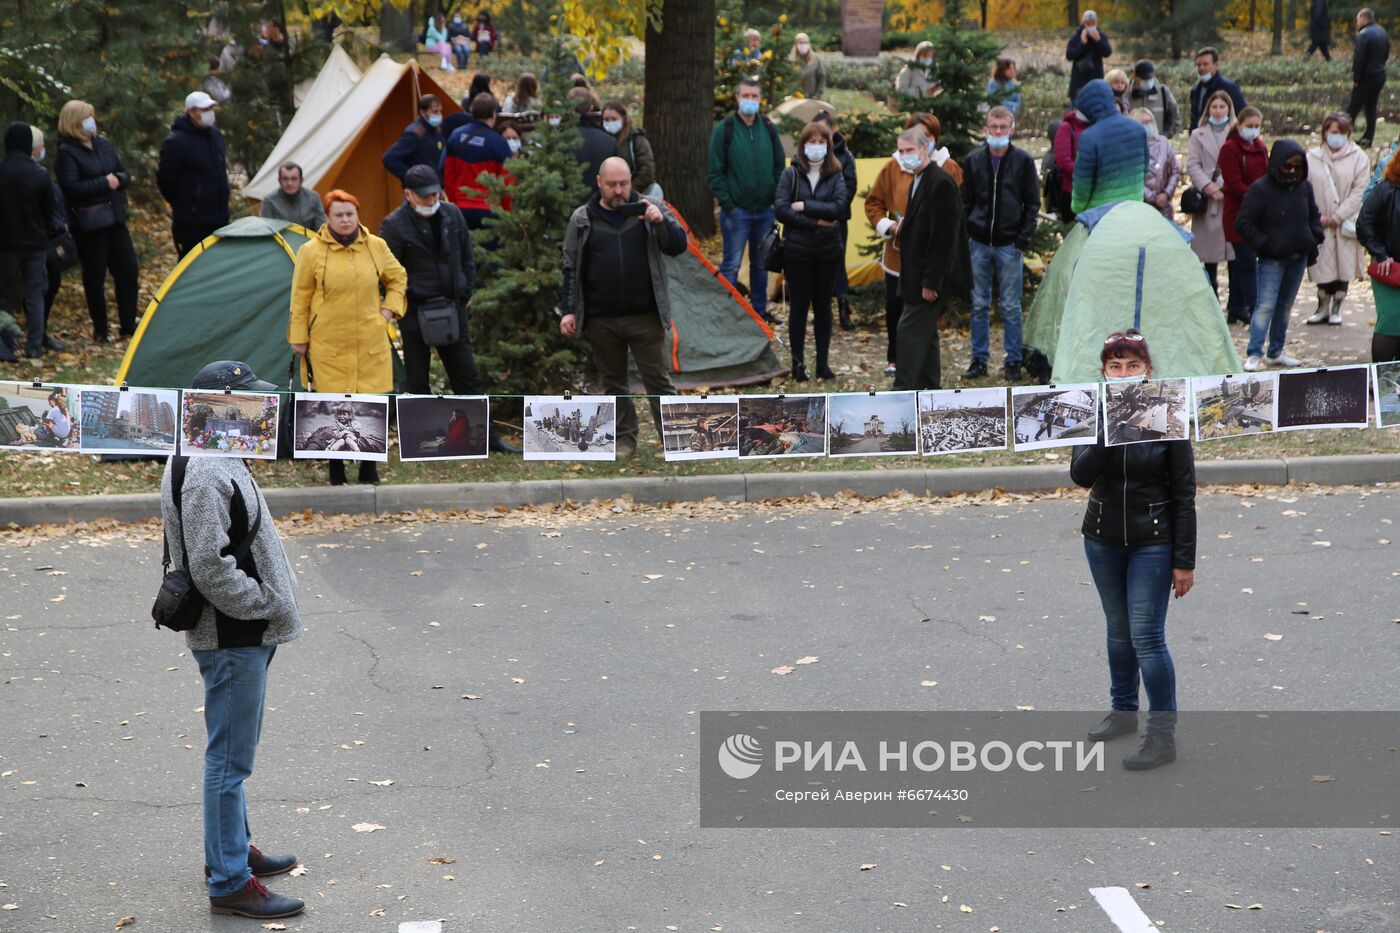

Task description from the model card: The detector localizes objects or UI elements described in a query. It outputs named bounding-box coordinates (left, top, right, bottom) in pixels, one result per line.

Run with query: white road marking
left=1090, top=885, right=1157, bottom=931
left=398, top=922, right=444, bottom=933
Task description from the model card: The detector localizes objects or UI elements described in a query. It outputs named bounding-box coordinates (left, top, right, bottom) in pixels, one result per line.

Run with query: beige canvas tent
left=242, top=52, right=459, bottom=229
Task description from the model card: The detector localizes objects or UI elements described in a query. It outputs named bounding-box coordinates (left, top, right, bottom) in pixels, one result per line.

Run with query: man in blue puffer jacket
left=1070, top=79, right=1150, bottom=216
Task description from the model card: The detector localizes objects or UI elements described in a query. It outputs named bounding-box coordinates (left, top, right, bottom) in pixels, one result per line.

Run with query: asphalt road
left=1, top=487, right=1396, bottom=932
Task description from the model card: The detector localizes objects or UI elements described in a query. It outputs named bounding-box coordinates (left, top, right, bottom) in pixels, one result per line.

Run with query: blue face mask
left=1106, top=374, right=1145, bottom=383
left=897, top=153, right=923, bottom=173
left=738, top=98, right=760, bottom=118
left=1238, top=126, right=1261, bottom=142
left=1208, top=115, right=1230, bottom=126
left=426, top=114, right=442, bottom=127
left=1326, top=132, right=1348, bottom=149
left=986, top=134, right=1010, bottom=150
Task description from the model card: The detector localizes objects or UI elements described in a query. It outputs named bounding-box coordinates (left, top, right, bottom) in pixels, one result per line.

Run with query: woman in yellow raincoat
left=289, top=189, right=407, bottom=485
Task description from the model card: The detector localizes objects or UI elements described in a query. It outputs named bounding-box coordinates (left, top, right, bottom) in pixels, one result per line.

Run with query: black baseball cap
left=191, top=360, right=277, bottom=391
left=1134, top=59, right=1156, bottom=79
left=404, top=164, right=442, bottom=196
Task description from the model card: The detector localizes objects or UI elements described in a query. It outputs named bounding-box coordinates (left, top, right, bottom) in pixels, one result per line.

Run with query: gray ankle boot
left=1328, top=290, right=1345, bottom=325
left=1306, top=287, right=1330, bottom=325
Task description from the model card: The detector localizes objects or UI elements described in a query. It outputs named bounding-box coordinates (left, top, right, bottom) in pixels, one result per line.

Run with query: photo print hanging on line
left=180, top=390, right=279, bottom=459
left=77, top=386, right=179, bottom=456
left=523, top=396, right=617, bottom=461
left=293, top=393, right=391, bottom=462
left=1275, top=365, right=1371, bottom=431
left=660, top=396, right=739, bottom=462
left=1103, top=378, right=1190, bottom=447
left=1010, top=384, right=1099, bottom=451
left=396, top=395, right=490, bottom=461
left=1193, top=373, right=1278, bottom=441
left=918, top=387, right=1008, bottom=455
left=0, top=383, right=82, bottom=453
left=827, top=391, right=919, bottom=458
left=736, top=394, right=827, bottom=458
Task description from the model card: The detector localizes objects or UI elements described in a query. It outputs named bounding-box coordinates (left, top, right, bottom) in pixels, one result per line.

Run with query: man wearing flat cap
left=164, top=360, right=305, bottom=920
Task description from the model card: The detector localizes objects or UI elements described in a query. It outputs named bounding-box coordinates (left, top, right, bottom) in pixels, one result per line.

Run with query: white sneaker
left=1243, top=355, right=1262, bottom=372
left=1266, top=351, right=1302, bottom=368
left=884, top=363, right=897, bottom=376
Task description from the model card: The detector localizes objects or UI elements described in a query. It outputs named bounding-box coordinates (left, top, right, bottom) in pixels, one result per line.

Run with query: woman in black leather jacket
left=1070, top=329, right=1196, bottom=771
left=774, top=122, right=847, bottom=382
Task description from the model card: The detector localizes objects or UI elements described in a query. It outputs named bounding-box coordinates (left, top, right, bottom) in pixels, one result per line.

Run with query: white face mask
left=897, top=152, right=923, bottom=173
left=547, top=116, right=562, bottom=127
left=197, top=109, right=217, bottom=128
left=796, top=42, right=810, bottom=54
left=602, top=119, right=623, bottom=136
left=1106, top=374, right=1145, bottom=383
left=804, top=144, right=828, bottom=163
left=34, top=148, right=45, bottom=162
left=1239, top=126, right=1261, bottom=142
left=412, top=200, right=440, bottom=217
left=81, top=116, right=97, bottom=136
left=507, top=137, right=522, bottom=154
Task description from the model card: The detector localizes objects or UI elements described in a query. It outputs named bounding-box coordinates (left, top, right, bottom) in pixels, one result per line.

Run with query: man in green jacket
left=708, top=77, right=786, bottom=324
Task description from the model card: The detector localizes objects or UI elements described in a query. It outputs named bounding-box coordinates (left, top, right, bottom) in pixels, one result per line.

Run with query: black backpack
left=722, top=113, right=783, bottom=163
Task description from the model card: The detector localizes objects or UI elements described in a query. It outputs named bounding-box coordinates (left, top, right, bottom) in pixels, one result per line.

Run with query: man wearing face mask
left=960, top=106, right=1039, bottom=382
left=157, top=91, right=230, bottom=257
left=1188, top=47, right=1246, bottom=131
left=1066, top=10, right=1113, bottom=107
left=383, top=95, right=446, bottom=187
left=708, top=77, right=787, bottom=325
left=1127, top=60, right=1180, bottom=137
left=891, top=128, right=971, bottom=391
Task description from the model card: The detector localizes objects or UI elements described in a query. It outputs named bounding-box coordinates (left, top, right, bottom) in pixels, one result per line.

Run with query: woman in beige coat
left=1186, top=90, right=1237, bottom=297
left=1306, top=112, right=1371, bottom=325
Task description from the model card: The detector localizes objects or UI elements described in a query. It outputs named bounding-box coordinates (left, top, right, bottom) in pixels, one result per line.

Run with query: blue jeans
left=195, top=644, right=277, bottom=896
left=1226, top=241, right=1257, bottom=317
left=452, top=43, right=470, bottom=69
left=969, top=240, right=1024, bottom=365
left=1247, top=255, right=1307, bottom=358
left=719, top=207, right=775, bottom=315
left=1083, top=538, right=1176, bottom=730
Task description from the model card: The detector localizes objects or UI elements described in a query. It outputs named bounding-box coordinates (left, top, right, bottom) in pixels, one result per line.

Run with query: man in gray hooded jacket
left=163, top=360, right=305, bottom=920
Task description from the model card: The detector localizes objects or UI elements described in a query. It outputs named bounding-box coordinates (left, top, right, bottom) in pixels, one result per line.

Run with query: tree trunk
left=1271, top=0, right=1284, bottom=53
left=1249, top=0, right=1257, bottom=31
left=980, top=0, right=989, bottom=28
left=380, top=0, right=415, bottom=53
left=646, top=0, right=717, bottom=236
left=1287, top=0, right=1299, bottom=33
left=1067, top=0, right=1079, bottom=29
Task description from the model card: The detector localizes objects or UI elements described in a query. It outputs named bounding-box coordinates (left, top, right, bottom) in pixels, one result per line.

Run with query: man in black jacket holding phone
left=892, top=128, right=971, bottom=391
left=560, top=157, right=688, bottom=460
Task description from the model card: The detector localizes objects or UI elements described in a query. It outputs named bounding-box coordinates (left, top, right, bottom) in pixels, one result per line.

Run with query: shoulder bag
left=152, top=458, right=263, bottom=632
left=760, top=169, right=801, bottom=275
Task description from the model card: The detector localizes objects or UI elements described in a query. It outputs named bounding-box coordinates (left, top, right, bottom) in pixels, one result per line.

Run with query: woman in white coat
left=1306, top=112, right=1371, bottom=325
left=1186, top=90, right=1237, bottom=297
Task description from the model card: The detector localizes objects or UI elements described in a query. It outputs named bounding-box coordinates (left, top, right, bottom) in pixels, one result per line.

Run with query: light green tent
left=1024, top=200, right=1240, bottom=384
left=117, top=217, right=311, bottom=391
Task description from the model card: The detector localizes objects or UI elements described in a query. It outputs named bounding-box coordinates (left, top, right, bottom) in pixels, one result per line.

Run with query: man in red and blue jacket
left=440, top=94, right=514, bottom=229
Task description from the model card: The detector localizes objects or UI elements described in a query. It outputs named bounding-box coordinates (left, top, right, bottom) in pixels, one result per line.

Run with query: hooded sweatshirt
left=1234, top=138, right=1325, bottom=261
left=1070, top=79, right=1149, bottom=214
left=0, top=121, right=55, bottom=253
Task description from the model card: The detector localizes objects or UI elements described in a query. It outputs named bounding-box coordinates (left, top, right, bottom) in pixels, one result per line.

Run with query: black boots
left=357, top=461, right=380, bottom=485
left=1087, top=711, right=1138, bottom=742
left=962, top=360, right=988, bottom=379
left=328, top=460, right=346, bottom=486
left=1122, top=732, right=1176, bottom=770
left=837, top=297, right=854, bottom=331
left=790, top=357, right=809, bottom=383
left=208, top=877, right=304, bottom=919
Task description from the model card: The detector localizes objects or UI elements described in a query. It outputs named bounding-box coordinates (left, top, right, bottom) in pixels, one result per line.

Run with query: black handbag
left=152, top=457, right=263, bottom=632
left=48, top=231, right=80, bottom=272
left=762, top=169, right=803, bottom=274
left=1179, top=186, right=1207, bottom=216
left=73, top=201, right=116, bottom=233
left=416, top=296, right=461, bottom=347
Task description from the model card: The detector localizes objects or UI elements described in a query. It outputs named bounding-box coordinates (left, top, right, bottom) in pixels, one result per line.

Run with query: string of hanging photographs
left=2, top=363, right=1398, bottom=463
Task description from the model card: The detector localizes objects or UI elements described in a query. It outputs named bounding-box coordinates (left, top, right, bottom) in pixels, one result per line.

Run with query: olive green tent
left=1024, top=200, right=1241, bottom=384
left=116, top=217, right=312, bottom=391
left=119, top=211, right=784, bottom=393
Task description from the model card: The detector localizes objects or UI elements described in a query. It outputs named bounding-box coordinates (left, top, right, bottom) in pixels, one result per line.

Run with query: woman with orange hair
left=1356, top=146, right=1400, bottom=363
left=289, top=189, right=407, bottom=484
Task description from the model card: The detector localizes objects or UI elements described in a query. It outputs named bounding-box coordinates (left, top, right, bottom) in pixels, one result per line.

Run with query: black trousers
left=173, top=220, right=225, bottom=258
left=786, top=257, right=838, bottom=371
left=0, top=251, right=47, bottom=355
left=1348, top=74, right=1386, bottom=142
left=74, top=223, right=140, bottom=337
left=1306, top=40, right=1331, bottom=60
left=833, top=220, right=850, bottom=299
left=892, top=293, right=943, bottom=391
left=400, top=303, right=484, bottom=396
left=884, top=271, right=903, bottom=364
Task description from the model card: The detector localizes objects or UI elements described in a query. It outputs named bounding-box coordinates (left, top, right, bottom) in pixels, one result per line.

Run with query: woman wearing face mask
left=774, top=123, right=847, bottom=382
left=600, top=99, right=657, bottom=196
left=1304, top=113, right=1369, bottom=326
left=1356, top=145, right=1400, bottom=363
left=54, top=99, right=139, bottom=343
left=288, top=190, right=407, bottom=486
left=447, top=12, right=472, bottom=71
left=895, top=41, right=939, bottom=100
left=1218, top=105, right=1268, bottom=326
left=790, top=32, right=826, bottom=101
left=987, top=57, right=1021, bottom=115
left=472, top=10, right=499, bottom=56
left=1234, top=140, right=1324, bottom=371
left=1186, top=90, right=1237, bottom=296
left=423, top=15, right=453, bottom=72
left=1134, top=109, right=1178, bottom=219
left=1071, top=329, right=1196, bottom=772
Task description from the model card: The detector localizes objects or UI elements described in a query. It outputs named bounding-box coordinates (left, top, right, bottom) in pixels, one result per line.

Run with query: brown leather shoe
left=208, top=876, right=304, bottom=919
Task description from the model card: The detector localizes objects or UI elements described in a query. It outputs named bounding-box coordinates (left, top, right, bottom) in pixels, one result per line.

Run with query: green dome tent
left=117, top=217, right=312, bottom=391
left=1024, top=200, right=1241, bottom=384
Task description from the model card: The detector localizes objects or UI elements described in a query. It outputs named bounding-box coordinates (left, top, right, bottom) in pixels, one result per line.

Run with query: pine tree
left=1119, top=0, right=1223, bottom=60
left=892, top=24, right=1001, bottom=158
left=467, top=37, right=591, bottom=397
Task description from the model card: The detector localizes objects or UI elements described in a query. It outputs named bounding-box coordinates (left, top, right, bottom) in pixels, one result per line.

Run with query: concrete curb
left=2, top=455, right=1397, bottom=529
